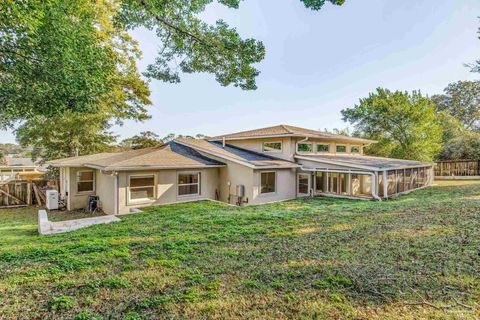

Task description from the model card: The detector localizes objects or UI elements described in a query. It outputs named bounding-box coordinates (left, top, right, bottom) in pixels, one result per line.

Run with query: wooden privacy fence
left=434, top=160, right=480, bottom=177
left=0, top=180, right=51, bottom=208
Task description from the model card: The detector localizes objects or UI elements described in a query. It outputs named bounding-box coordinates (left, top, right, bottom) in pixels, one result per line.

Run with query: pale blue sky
left=1, top=0, right=479, bottom=143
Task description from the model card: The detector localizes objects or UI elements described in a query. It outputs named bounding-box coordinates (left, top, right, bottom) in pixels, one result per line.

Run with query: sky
left=1, top=0, right=480, bottom=143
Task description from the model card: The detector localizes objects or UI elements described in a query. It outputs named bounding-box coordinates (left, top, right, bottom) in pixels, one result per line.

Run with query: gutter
left=84, top=164, right=226, bottom=171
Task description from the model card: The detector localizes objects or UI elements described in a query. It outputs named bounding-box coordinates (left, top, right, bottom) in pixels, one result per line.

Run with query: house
left=48, top=125, right=434, bottom=215
left=0, top=156, right=45, bottom=182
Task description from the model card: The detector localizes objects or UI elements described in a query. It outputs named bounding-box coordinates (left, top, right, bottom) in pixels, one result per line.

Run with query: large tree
left=341, top=88, right=443, bottom=162
left=1, top=0, right=344, bottom=128
left=0, top=0, right=117, bottom=127
left=15, top=112, right=117, bottom=161
left=431, top=81, right=480, bottom=132
left=120, top=131, right=163, bottom=150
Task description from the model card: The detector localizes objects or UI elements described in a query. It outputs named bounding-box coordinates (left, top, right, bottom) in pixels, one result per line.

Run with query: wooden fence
left=0, top=180, right=50, bottom=208
left=434, top=160, right=480, bottom=177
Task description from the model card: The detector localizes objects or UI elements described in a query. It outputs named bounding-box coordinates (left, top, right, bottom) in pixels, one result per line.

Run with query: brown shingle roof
left=209, top=124, right=375, bottom=144
left=48, top=143, right=225, bottom=170
left=175, top=138, right=299, bottom=169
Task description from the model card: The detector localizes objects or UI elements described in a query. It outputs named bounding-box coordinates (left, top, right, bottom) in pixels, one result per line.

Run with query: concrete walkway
left=38, top=210, right=120, bottom=235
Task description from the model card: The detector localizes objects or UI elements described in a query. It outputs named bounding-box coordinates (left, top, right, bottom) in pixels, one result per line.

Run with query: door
left=297, top=173, right=311, bottom=197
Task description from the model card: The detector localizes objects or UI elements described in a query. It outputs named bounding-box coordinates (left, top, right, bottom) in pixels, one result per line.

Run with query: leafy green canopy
left=120, top=131, right=163, bottom=150
left=1, top=0, right=345, bottom=129
left=431, top=81, right=480, bottom=132
left=0, top=1, right=114, bottom=127
left=342, top=88, right=443, bottom=162
left=15, top=112, right=117, bottom=161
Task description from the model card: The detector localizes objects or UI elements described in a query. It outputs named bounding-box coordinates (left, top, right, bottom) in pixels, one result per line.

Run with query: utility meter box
left=46, top=190, right=59, bottom=210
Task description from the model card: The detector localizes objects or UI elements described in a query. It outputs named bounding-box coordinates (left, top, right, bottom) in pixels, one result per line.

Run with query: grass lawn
left=0, top=181, right=479, bottom=319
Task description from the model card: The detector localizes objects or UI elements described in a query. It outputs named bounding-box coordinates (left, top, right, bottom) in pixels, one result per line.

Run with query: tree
left=15, top=112, right=117, bottom=162
left=1, top=0, right=345, bottom=127
left=341, top=88, right=443, bottom=161
left=438, top=130, right=480, bottom=160
left=120, top=131, right=163, bottom=150
left=0, top=0, right=117, bottom=128
left=431, top=81, right=480, bottom=131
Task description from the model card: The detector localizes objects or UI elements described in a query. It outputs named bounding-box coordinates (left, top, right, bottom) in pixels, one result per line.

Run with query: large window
left=317, top=144, right=329, bottom=153
left=351, top=146, right=361, bottom=154
left=298, top=173, right=310, bottom=195
left=77, top=170, right=95, bottom=193
left=261, top=171, right=276, bottom=194
left=315, top=172, right=326, bottom=193
left=297, top=143, right=313, bottom=153
left=329, top=173, right=338, bottom=193
left=129, top=175, right=155, bottom=201
left=178, top=172, right=201, bottom=196
left=336, top=145, right=347, bottom=153
left=263, top=142, right=282, bottom=152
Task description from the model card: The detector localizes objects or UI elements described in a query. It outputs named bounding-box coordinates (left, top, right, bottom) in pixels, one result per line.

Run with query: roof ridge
left=280, top=124, right=294, bottom=134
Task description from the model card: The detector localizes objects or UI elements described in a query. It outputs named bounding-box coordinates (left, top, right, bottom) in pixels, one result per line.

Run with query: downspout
left=111, top=171, right=119, bottom=215
left=301, top=167, right=381, bottom=201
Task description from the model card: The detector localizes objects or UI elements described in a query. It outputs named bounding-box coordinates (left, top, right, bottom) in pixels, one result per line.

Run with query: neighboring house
left=0, top=156, right=45, bottom=182
left=48, top=125, right=434, bottom=215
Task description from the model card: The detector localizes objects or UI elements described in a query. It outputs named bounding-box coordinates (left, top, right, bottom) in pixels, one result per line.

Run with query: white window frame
left=350, top=145, right=361, bottom=154
left=76, top=170, right=95, bottom=194
left=296, top=142, right=313, bottom=154
left=336, top=145, right=347, bottom=153
left=128, top=174, right=156, bottom=203
left=316, top=143, right=330, bottom=153
left=177, top=171, right=201, bottom=197
left=260, top=171, right=276, bottom=195
left=262, top=141, right=283, bottom=153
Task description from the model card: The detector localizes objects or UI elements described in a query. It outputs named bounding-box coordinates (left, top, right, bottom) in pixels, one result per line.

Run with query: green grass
left=0, top=181, right=479, bottom=319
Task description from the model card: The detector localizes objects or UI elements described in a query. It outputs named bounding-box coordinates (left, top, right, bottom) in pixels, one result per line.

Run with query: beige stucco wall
left=96, top=171, right=116, bottom=215
left=226, top=137, right=296, bottom=161
left=193, top=150, right=297, bottom=205
left=117, top=168, right=220, bottom=214
left=251, top=168, right=297, bottom=204
left=66, top=167, right=97, bottom=211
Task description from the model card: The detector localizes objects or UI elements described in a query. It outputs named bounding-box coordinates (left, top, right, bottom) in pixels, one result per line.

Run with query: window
left=298, top=173, right=310, bottom=195
left=129, top=175, right=155, bottom=201
left=77, top=170, right=94, bottom=193
left=315, top=172, right=325, bottom=192
left=178, top=172, right=200, bottom=196
left=261, top=171, right=276, bottom=194
left=317, top=144, right=329, bottom=153
left=351, top=146, right=361, bottom=154
left=297, top=143, right=313, bottom=153
left=263, top=142, right=282, bottom=152
left=336, top=145, right=347, bottom=153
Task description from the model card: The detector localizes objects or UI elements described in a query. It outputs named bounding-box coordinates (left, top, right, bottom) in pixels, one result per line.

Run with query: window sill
left=75, top=191, right=95, bottom=196
left=177, top=193, right=201, bottom=198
